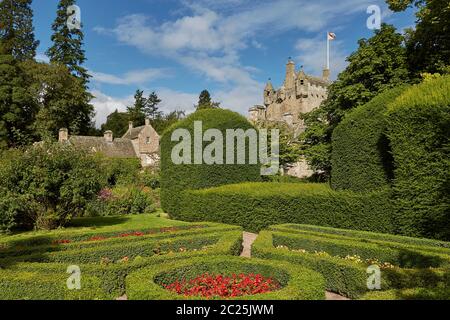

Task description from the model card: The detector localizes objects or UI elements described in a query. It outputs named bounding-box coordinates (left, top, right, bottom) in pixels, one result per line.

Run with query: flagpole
left=326, top=32, right=330, bottom=70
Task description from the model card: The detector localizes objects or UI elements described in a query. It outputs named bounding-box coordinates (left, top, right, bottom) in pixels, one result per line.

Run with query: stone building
left=249, top=59, right=330, bottom=133
left=58, top=119, right=160, bottom=167
left=248, top=59, right=331, bottom=178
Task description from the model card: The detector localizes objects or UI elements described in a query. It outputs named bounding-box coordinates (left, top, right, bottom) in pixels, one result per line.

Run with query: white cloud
left=94, top=0, right=389, bottom=114
left=36, top=53, right=50, bottom=63
left=91, top=68, right=171, bottom=86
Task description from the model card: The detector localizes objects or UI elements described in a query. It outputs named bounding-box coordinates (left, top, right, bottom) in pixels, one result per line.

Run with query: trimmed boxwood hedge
left=160, top=109, right=261, bottom=216
left=252, top=226, right=450, bottom=299
left=272, top=224, right=450, bottom=249
left=0, top=269, right=113, bottom=300
left=0, top=230, right=244, bottom=299
left=179, top=182, right=395, bottom=233
left=361, top=287, right=450, bottom=300
left=386, top=75, right=450, bottom=241
left=331, top=86, right=408, bottom=192
left=126, top=256, right=326, bottom=300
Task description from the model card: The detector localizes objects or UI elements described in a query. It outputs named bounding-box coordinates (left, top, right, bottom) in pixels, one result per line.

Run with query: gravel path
left=240, top=232, right=350, bottom=301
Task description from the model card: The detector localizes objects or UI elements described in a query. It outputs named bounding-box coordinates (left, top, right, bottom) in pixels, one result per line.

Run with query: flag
left=328, top=32, right=336, bottom=41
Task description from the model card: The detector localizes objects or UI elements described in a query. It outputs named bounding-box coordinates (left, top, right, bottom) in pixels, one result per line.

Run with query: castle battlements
left=249, top=59, right=330, bottom=132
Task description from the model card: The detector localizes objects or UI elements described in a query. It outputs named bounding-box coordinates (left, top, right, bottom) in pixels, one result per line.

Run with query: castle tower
left=284, top=58, right=296, bottom=90
left=264, top=80, right=275, bottom=106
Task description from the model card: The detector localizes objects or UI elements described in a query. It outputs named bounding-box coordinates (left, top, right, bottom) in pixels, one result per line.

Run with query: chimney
left=145, top=118, right=150, bottom=126
left=104, top=130, right=113, bottom=143
left=323, top=68, right=330, bottom=81
left=59, top=128, right=69, bottom=143
left=284, top=58, right=296, bottom=89
left=129, top=121, right=133, bottom=130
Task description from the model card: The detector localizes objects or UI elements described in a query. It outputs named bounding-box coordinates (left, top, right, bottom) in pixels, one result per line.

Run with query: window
left=146, top=137, right=151, bottom=144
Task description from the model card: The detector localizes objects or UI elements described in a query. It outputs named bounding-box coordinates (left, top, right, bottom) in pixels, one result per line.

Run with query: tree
left=46, top=0, right=90, bottom=83
left=143, top=91, right=162, bottom=120
left=196, top=90, right=220, bottom=110
left=152, top=109, right=185, bottom=135
left=101, top=109, right=130, bottom=137
left=386, top=0, right=450, bottom=75
left=21, top=60, right=94, bottom=139
left=0, top=44, right=36, bottom=149
left=0, top=0, right=39, bottom=61
left=127, top=90, right=146, bottom=127
left=300, top=24, right=410, bottom=180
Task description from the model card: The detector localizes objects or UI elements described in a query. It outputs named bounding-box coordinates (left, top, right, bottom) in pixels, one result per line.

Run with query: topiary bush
left=126, top=256, right=325, bottom=300
left=179, top=183, right=395, bottom=233
left=386, top=75, right=450, bottom=241
left=331, top=86, right=408, bottom=192
left=161, top=109, right=261, bottom=216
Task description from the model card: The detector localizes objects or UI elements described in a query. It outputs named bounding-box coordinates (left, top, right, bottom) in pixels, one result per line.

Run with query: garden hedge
left=361, top=287, right=450, bottom=300
left=386, top=75, right=450, bottom=241
left=252, top=225, right=450, bottom=299
left=179, top=182, right=395, bottom=233
left=0, top=228, right=244, bottom=299
left=126, top=256, right=326, bottom=300
left=160, top=109, right=261, bottom=216
left=331, top=86, right=408, bottom=192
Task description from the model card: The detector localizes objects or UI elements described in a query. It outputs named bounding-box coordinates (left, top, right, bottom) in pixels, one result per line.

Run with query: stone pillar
left=145, top=118, right=150, bottom=126
left=104, top=130, right=113, bottom=143
left=323, top=69, right=330, bottom=81
left=129, top=122, right=133, bottom=130
left=59, top=128, right=69, bottom=143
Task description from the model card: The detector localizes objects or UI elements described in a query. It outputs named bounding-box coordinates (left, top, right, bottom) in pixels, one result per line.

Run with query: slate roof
left=67, top=136, right=137, bottom=158
left=122, top=126, right=145, bottom=140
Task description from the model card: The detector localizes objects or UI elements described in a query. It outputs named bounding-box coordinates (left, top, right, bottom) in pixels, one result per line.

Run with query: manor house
left=58, top=119, right=160, bottom=167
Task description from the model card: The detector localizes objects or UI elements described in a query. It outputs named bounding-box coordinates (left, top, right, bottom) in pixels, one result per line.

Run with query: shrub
left=252, top=226, right=450, bottom=299
left=386, top=75, right=450, bottom=240
left=102, top=158, right=142, bottom=187
left=0, top=143, right=106, bottom=231
left=126, top=256, right=325, bottom=300
left=179, top=182, right=395, bottom=233
left=361, top=286, right=450, bottom=300
left=331, top=86, right=408, bottom=192
left=160, top=109, right=261, bottom=216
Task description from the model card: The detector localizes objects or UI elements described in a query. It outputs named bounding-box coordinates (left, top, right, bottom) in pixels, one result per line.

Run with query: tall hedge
left=161, top=109, right=261, bottom=215
left=387, top=75, right=450, bottom=241
left=179, top=183, right=395, bottom=233
left=331, top=86, right=408, bottom=192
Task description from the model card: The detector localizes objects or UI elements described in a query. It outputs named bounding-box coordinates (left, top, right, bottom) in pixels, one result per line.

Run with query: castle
left=58, top=119, right=160, bottom=167
left=249, top=59, right=330, bottom=133
left=249, top=59, right=331, bottom=178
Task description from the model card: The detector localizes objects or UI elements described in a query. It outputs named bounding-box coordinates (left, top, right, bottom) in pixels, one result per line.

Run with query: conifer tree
left=46, top=0, right=90, bottom=83
left=0, top=0, right=39, bottom=61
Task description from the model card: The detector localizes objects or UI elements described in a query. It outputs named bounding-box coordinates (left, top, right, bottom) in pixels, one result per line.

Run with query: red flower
left=164, top=273, right=280, bottom=299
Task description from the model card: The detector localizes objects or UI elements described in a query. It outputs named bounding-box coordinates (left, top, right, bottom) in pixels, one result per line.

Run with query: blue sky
left=32, top=0, right=416, bottom=127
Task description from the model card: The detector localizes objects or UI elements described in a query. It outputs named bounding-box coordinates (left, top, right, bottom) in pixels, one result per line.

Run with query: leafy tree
left=46, top=0, right=90, bottom=83
left=0, top=0, right=39, bottom=61
left=0, top=44, right=36, bottom=149
left=386, top=0, right=450, bottom=75
left=196, top=90, right=220, bottom=110
left=152, top=109, right=185, bottom=135
left=300, top=24, right=410, bottom=180
left=21, top=60, right=94, bottom=139
left=101, top=109, right=130, bottom=137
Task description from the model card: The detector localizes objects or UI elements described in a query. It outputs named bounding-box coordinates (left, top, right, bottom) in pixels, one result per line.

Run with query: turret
left=284, top=58, right=296, bottom=90
left=264, top=79, right=275, bottom=106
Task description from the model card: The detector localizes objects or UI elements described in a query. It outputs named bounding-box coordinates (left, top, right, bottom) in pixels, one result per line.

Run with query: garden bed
left=126, top=256, right=325, bottom=300
left=252, top=224, right=450, bottom=299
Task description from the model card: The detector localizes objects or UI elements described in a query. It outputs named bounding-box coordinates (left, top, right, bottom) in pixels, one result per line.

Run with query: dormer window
left=300, top=80, right=304, bottom=86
